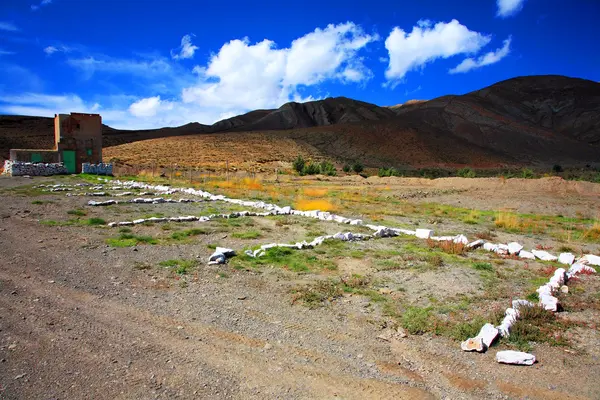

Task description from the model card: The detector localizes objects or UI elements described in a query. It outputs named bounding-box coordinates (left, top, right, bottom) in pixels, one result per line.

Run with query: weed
left=133, top=262, right=151, bottom=270
left=506, top=305, right=564, bottom=351
left=231, top=230, right=262, bottom=239
left=207, top=243, right=217, bottom=249
left=340, top=274, right=371, bottom=291
left=159, top=259, right=197, bottom=275
left=426, top=239, right=468, bottom=255
left=86, top=217, right=106, bottom=226
left=401, top=306, right=432, bottom=334
left=474, top=230, right=496, bottom=241
left=472, top=262, right=493, bottom=272
left=119, top=227, right=132, bottom=233
left=295, top=199, right=336, bottom=212
left=462, top=210, right=481, bottom=224
left=291, top=280, right=343, bottom=309
left=67, top=209, right=87, bottom=216
left=106, top=233, right=157, bottom=247
left=161, top=224, right=173, bottom=231
left=171, top=228, right=208, bottom=240
left=217, top=272, right=229, bottom=278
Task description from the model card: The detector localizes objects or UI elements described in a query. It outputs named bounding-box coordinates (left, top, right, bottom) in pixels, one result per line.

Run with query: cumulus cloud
left=449, top=36, right=512, bottom=74
left=384, top=19, right=491, bottom=84
left=497, top=0, right=525, bottom=17
left=2, top=22, right=378, bottom=129
left=171, top=34, right=199, bottom=60
left=0, top=21, right=18, bottom=31
left=183, top=22, right=377, bottom=110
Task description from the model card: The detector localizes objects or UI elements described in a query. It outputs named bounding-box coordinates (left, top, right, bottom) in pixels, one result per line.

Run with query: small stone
left=8, top=344, right=17, bottom=350
left=237, top=295, right=247, bottom=300
left=461, top=337, right=485, bottom=352
left=176, top=326, right=184, bottom=330
left=378, top=288, right=392, bottom=295
left=396, top=327, right=408, bottom=338
left=560, top=285, right=569, bottom=294
left=47, top=280, right=55, bottom=284
left=132, top=247, right=138, bottom=252
left=264, top=343, right=273, bottom=350
left=14, top=373, right=27, bottom=380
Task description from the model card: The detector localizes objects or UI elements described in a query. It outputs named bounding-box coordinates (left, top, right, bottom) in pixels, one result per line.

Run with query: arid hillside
left=2, top=75, right=599, bottom=167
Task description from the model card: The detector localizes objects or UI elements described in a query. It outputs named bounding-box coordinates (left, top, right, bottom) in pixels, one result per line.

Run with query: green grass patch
left=231, top=230, right=262, bottom=239
left=67, top=209, right=87, bottom=216
left=171, top=228, right=208, bottom=241
left=106, top=233, right=157, bottom=247
left=86, top=217, right=106, bottom=225
left=159, top=259, right=197, bottom=275
left=472, top=262, right=493, bottom=272
left=401, top=306, right=432, bottom=335
left=291, top=280, right=343, bottom=309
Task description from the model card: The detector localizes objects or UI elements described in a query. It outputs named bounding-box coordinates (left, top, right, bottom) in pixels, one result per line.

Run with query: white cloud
left=31, top=0, right=52, bottom=11
left=171, top=34, right=199, bottom=60
left=449, top=36, right=512, bottom=74
left=0, top=21, right=18, bottom=31
left=0, top=49, right=15, bottom=55
left=384, top=19, right=491, bottom=84
left=1, top=22, right=378, bottom=129
left=129, top=96, right=163, bottom=117
left=497, top=0, right=525, bottom=18
left=44, top=46, right=58, bottom=55
left=183, top=22, right=377, bottom=110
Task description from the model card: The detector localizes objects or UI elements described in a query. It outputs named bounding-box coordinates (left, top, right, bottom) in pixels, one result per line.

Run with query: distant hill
left=1, top=75, right=599, bottom=168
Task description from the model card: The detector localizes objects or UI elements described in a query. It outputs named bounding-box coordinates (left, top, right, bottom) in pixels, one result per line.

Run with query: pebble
left=264, top=343, right=273, bottom=350
left=237, top=295, right=247, bottom=300
left=14, top=373, right=27, bottom=380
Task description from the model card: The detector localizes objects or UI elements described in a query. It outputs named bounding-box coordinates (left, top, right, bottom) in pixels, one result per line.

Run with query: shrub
left=457, top=167, right=476, bottom=178
left=352, top=161, right=364, bottom=174
left=302, top=163, right=320, bottom=175
left=472, top=262, right=493, bottom=272
left=292, top=155, right=305, bottom=174
left=342, top=164, right=351, bottom=173
left=521, top=168, right=535, bottom=179
left=552, top=164, right=563, bottom=173
left=319, top=161, right=337, bottom=176
left=87, top=217, right=106, bottom=226
left=378, top=167, right=398, bottom=177
left=401, top=306, right=431, bottom=334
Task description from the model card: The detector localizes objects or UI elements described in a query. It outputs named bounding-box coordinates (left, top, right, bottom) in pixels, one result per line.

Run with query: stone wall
left=82, top=163, right=113, bottom=175
left=2, top=160, right=68, bottom=176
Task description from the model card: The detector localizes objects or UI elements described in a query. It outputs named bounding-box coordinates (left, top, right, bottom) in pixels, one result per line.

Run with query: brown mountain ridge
left=1, top=75, right=599, bottom=168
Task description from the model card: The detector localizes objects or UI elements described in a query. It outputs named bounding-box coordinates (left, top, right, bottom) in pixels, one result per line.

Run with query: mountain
left=1, top=75, right=599, bottom=168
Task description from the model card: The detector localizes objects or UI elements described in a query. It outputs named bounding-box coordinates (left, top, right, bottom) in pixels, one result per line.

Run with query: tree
left=352, top=161, right=364, bottom=174
left=292, top=155, right=305, bottom=174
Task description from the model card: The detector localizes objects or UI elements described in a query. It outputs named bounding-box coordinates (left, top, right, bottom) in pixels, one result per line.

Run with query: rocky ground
left=1, top=175, right=599, bottom=399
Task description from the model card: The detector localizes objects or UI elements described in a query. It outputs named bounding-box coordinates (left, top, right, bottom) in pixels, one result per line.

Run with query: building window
left=76, top=123, right=81, bottom=129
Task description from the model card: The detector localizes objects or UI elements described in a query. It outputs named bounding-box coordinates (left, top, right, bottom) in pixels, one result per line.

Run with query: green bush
left=302, top=163, right=320, bottom=175
left=292, top=155, right=305, bottom=174
left=342, top=164, right=351, bottom=173
left=378, top=167, right=399, bottom=177
left=401, top=306, right=431, bottom=334
left=352, top=161, right=364, bottom=174
left=319, top=161, right=337, bottom=176
left=457, top=167, right=476, bottom=178
left=521, top=168, right=535, bottom=179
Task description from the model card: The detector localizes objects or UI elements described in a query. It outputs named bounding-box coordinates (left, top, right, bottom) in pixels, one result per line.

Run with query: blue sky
left=0, top=0, right=598, bottom=129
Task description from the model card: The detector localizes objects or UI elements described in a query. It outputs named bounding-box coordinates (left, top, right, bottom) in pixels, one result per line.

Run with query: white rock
left=579, top=254, right=600, bottom=266
left=512, top=299, right=534, bottom=310
left=558, top=253, right=575, bottom=265
left=532, top=250, right=558, bottom=261
left=507, top=242, right=523, bottom=255
left=518, top=250, right=536, bottom=260
left=477, top=323, right=499, bottom=348
left=461, top=337, right=485, bottom=352
left=483, top=243, right=498, bottom=252
left=567, top=263, right=596, bottom=278
left=539, top=294, right=559, bottom=312
left=415, top=229, right=433, bottom=239
left=453, top=234, right=469, bottom=244
left=467, top=239, right=484, bottom=249
left=496, top=350, right=536, bottom=365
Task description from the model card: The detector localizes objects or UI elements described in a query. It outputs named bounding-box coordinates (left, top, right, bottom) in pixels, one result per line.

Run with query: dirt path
left=1, top=176, right=600, bottom=399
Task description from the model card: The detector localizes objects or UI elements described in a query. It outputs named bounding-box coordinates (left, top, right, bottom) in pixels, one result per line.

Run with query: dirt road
left=1, top=176, right=599, bottom=399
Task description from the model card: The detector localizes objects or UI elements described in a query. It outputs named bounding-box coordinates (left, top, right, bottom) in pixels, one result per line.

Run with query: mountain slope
left=2, top=75, right=599, bottom=167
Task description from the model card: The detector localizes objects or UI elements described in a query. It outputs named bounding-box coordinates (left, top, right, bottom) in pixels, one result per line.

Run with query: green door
left=31, top=153, right=42, bottom=163
left=62, top=150, right=76, bottom=173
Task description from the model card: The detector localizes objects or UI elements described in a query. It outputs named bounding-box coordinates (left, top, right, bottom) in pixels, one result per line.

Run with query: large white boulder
left=507, top=242, right=523, bottom=255
left=579, top=254, right=600, bottom=266
left=518, top=250, right=536, bottom=260
left=532, top=250, right=558, bottom=261
left=558, top=253, right=575, bottom=265
left=415, top=229, right=433, bottom=239
left=496, top=350, right=536, bottom=365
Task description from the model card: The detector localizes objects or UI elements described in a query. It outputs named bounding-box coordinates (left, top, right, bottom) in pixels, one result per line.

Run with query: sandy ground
left=1, top=175, right=599, bottom=399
